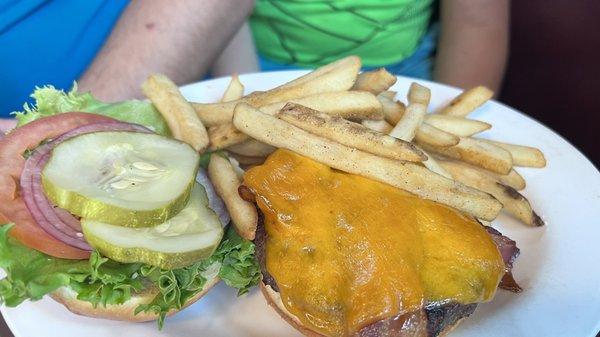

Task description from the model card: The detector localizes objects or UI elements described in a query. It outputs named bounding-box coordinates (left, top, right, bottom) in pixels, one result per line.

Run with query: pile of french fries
left=141, top=56, right=546, bottom=239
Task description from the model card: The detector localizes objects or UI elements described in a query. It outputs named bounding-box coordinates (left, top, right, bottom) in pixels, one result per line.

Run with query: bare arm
left=78, top=0, right=255, bottom=101
left=434, top=0, right=509, bottom=93
left=211, top=22, right=260, bottom=77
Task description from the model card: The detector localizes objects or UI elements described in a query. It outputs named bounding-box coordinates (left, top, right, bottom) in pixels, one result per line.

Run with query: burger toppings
left=0, top=224, right=258, bottom=328
left=244, top=149, right=506, bottom=337
left=0, top=86, right=261, bottom=329
left=20, top=122, right=152, bottom=251
left=12, top=85, right=170, bottom=136
left=81, top=184, right=224, bottom=269
left=42, top=131, right=199, bottom=227
left=486, top=226, right=522, bottom=292
left=0, top=113, right=117, bottom=258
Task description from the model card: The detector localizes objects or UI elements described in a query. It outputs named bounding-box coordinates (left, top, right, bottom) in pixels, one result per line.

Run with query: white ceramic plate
left=2, top=71, right=600, bottom=337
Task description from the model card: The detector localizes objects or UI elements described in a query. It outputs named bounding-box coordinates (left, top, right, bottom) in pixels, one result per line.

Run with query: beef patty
left=253, top=208, right=520, bottom=337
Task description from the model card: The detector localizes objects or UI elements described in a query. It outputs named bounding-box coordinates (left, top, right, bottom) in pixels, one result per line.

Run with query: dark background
left=500, top=0, right=599, bottom=166
left=1, top=1, right=599, bottom=336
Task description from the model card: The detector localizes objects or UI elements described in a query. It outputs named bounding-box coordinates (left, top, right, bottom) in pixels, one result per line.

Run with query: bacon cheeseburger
left=241, top=149, right=521, bottom=337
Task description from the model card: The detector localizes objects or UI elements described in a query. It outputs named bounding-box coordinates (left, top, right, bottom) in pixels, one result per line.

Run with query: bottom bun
left=260, top=282, right=325, bottom=337
left=260, top=282, right=464, bottom=337
left=50, top=276, right=220, bottom=322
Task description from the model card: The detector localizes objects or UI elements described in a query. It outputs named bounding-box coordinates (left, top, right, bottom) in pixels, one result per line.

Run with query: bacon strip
left=485, top=226, right=522, bottom=292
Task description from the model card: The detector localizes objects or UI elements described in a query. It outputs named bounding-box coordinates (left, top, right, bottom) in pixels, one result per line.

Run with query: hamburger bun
left=50, top=276, right=220, bottom=322
left=260, top=281, right=465, bottom=337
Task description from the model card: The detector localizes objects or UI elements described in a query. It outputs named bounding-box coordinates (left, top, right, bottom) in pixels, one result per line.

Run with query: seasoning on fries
left=170, top=55, right=546, bottom=227
left=193, top=55, right=361, bottom=126
left=259, top=91, right=383, bottom=120
left=278, top=103, right=426, bottom=162
left=439, top=160, right=543, bottom=226
left=233, top=103, right=502, bottom=221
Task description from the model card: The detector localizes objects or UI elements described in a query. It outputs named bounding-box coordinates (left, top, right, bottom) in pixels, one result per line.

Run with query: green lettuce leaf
left=68, top=253, right=144, bottom=308
left=0, top=224, right=142, bottom=307
left=134, top=256, right=219, bottom=328
left=134, top=226, right=260, bottom=327
left=12, top=84, right=171, bottom=136
left=212, top=224, right=261, bottom=295
left=0, top=224, right=259, bottom=329
left=199, top=152, right=213, bottom=170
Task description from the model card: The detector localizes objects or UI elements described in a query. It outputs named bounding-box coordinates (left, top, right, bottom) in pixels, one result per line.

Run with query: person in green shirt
left=249, top=0, right=509, bottom=93
left=0, top=0, right=508, bottom=133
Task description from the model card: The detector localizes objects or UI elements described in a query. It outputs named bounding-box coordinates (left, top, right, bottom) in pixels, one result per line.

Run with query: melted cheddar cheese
left=244, top=150, right=504, bottom=337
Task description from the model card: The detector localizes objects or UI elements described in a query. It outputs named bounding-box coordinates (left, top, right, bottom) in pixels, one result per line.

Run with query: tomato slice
left=0, top=113, right=115, bottom=259
left=0, top=132, right=8, bottom=223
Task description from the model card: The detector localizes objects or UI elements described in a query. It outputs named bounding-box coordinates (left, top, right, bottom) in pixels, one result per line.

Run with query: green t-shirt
left=250, top=0, right=434, bottom=67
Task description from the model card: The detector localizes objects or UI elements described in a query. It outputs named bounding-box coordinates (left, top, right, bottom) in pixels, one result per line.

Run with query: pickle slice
left=42, top=131, right=199, bottom=227
left=81, top=184, right=224, bottom=269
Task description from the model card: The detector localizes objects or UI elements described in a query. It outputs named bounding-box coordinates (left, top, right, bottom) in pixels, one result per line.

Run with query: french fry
left=221, top=73, right=244, bottom=102
left=418, top=136, right=513, bottom=175
left=425, top=114, right=491, bottom=137
left=280, top=55, right=361, bottom=88
left=377, top=95, right=405, bottom=124
left=440, top=86, right=494, bottom=117
left=193, top=56, right=361, bottom=126
left=420, top=149, right=452, bottom=179
left=278, top=103, right=426, bottom=162
left=142, top=74, right=209, bottom=152
left=259, top=91, right=383, bottom=120
left=439, top=160, right=543, bottom=226
left=208, top=155, right=258, bottom=239
left=434, top=157, right=526, bottom=191
left=233, top=103, right=502, bottom=220
left=228, top=152, right=267, bottom=166
left=496, top=168, right=526, bottom=190
left=227, top=155, right=245, bottom=179
left=389, top=103, right=426, bottom=141
left=478, top=219, right=492, bottom=226
left=414, top=123, right=460, bottom=147
left=216, top=91, right=384, bottom=148
left=214, top=91, right=384, bottom=148
left=352, top=68, right=397, bottom=94
left=208, top=123, right=247, bottom=150
left=480, top=139, right=546, bottom=168
left=379, top=90, right=397, bottom=100
left=408, top=82, right=431, bottom=106
left=227, top=139, right=276, bottom=157
left=190, top=101, right=237, bottom=127
left=263, top=55, right=360, bottom=94
left=362, top=119, right=393, bottom=133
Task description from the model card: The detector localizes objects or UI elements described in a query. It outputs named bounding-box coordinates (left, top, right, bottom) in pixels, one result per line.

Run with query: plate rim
left=3, top=71, right=600, bottom=337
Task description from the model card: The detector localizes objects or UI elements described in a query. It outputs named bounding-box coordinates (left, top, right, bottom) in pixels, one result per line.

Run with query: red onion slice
left=53, top=207, right=84, bottom=231
left=20, top=121, right=152, bottom=250
left=196, top=169, right=230, bottom=227
left=51, top=121, right=151, bottom=144
left=23, top=152, right=90, bottom=250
